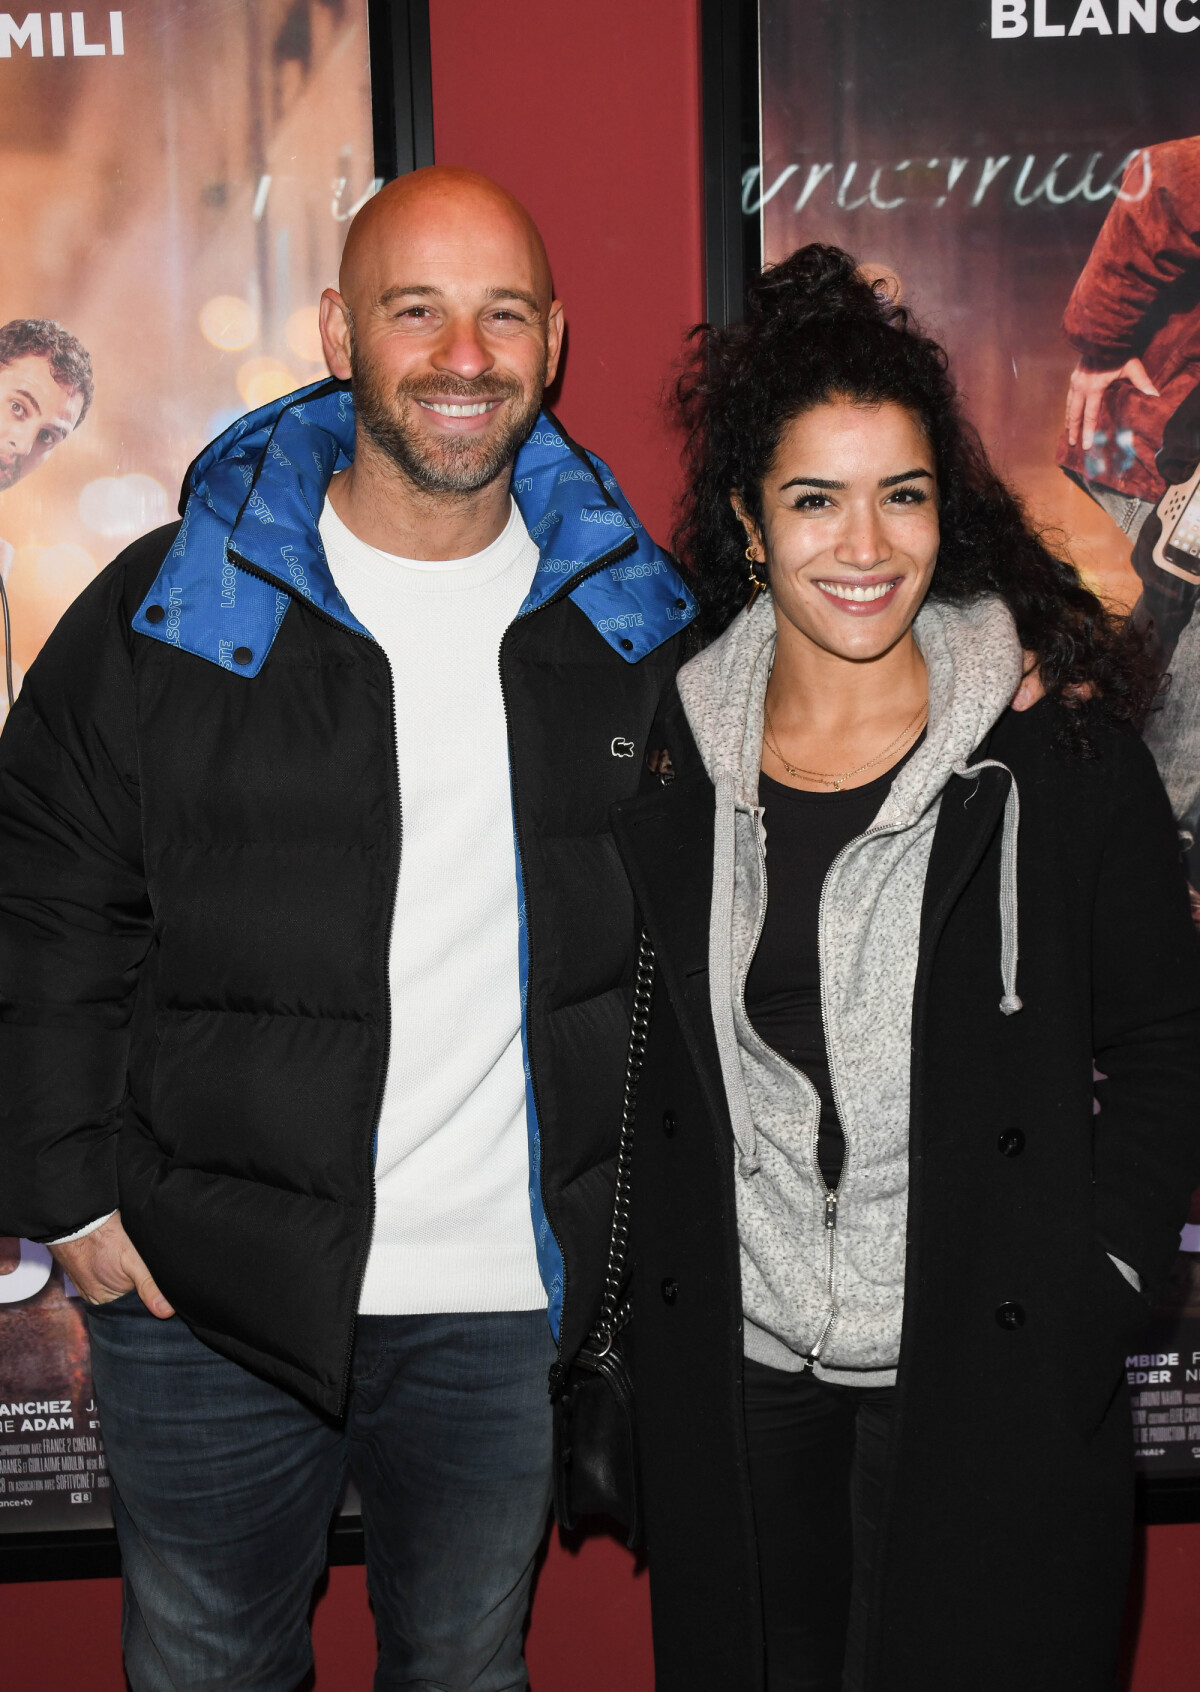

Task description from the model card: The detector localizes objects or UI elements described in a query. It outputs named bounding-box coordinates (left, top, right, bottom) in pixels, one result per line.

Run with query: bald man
left=0, top=169, right=697, bottom=1688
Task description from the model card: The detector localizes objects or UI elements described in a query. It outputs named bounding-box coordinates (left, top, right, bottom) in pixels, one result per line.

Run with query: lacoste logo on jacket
left=611, top=737, right=636, bottom=758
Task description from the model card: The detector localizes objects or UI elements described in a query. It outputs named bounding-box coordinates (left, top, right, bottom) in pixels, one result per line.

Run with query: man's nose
left=430, top=314, right=494, bottom=381
left=5, top=417, right=38, bottom=456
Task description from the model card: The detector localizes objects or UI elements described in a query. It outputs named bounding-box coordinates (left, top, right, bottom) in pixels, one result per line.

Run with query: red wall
left=427, top=0, right=706, bottom=550
left=5, top=4, right=1200, bottom=1688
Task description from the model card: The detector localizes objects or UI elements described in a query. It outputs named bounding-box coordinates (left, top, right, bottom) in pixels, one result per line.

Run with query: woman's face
left=739, top=397, right=940, bottom=665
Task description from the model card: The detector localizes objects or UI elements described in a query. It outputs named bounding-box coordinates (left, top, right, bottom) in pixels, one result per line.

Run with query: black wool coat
left=611, top=687, right=1200, bottom=1692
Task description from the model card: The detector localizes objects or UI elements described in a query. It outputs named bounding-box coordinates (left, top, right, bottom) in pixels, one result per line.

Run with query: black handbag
left=550, top=930, right=655, bottom=1551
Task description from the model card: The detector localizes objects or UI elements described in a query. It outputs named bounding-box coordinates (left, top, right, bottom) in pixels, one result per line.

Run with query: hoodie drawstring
left=710, top=774, right=762, bottom=1175
left=952, top=758, right=1023, bottom=1016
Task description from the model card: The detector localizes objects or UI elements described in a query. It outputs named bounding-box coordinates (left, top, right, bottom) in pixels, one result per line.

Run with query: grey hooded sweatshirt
left=676, top=591, right=1024, bottom=1385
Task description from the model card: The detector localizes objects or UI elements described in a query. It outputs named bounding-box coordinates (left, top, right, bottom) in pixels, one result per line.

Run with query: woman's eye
left=888, top=486, right=928, bottom=505
left=792, top=493, right=831, bottom=511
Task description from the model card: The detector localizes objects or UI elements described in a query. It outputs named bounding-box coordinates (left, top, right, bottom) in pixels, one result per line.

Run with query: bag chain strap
left=588, top=930, right=655, bottom=1359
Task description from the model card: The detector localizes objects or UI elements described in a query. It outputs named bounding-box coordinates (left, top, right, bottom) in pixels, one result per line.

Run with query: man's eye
left=37, top=430, right=56, bottom=446
left=398, top=306, right=432, bottom=319
left=10, top=401, right=24, bottom=419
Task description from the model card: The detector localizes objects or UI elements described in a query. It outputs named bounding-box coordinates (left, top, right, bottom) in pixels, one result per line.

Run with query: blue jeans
left=86, top=1296, right=555, bottom=1691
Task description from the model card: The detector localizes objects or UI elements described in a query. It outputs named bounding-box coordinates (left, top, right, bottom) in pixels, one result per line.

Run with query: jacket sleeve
left=1090, top=725, right=1200, bottom=1301
left=0, top=563, right=153, bottom=1240
left=1063, top=140, right=1200, bottom=363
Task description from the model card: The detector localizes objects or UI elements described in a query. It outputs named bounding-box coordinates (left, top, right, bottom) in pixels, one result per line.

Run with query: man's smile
left=416, top=399, right=502, bottom=418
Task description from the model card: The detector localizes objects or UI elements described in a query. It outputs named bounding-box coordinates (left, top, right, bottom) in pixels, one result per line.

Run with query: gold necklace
left=763, top=699, right=928, bottom=792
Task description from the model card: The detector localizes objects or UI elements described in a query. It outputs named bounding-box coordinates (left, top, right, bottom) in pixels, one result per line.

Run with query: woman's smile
left=813, top=575, right=903, bottom=612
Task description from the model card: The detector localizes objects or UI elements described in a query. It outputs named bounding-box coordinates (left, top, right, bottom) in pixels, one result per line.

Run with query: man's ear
left=545, top=300, right=565, bottom=387
left=319, top=289, right=353, bottom=380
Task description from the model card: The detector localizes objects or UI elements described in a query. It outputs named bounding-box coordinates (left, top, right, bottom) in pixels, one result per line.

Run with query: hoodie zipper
left=741, top=810, right=836, bottom=1365
left=743, top=802, right=893, bottom=1371
left=228, top=548, right=400, bottom=1415
left=497, top=532, right=638, bottom=1391
left=806, top=821, right=893, bottom=1367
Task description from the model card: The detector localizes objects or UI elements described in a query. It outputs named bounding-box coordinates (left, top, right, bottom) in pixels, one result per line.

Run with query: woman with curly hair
left=608, top=245, right=1200, bottom=1691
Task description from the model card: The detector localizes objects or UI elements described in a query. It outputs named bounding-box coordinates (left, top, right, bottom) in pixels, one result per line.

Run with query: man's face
left=0, top=355, right=84, bottom=492
left=321, top=186, right=563, bottom=495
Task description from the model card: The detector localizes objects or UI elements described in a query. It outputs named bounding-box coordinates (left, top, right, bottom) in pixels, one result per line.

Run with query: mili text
left=0, top=11, right=123, bottom=56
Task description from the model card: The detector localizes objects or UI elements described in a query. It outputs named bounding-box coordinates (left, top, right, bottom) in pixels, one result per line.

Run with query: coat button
left=145, top=604, right=165, bottom=624
left=233, top=646, right=253, bottom=666
left=675, top=598, right=687, bottom=610
left=662, top=1110, right=676, bottom=1138
left=661, top=1278, right=678, bottom=1305
left=619, top=638, right=633, bottom=651
left=995, top=1302, right=1026, bottom=1330
left=997, top=1129, right=1025, bottom=1158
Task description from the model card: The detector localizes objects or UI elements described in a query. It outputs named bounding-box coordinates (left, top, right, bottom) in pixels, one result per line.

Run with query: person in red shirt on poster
left=1058, top=136, right=1200, bottom=843
left=1059, top=139, right=1200, bottom=523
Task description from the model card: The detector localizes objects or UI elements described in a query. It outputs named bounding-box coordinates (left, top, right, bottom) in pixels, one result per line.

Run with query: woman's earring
left=746, top=546, right=766, bottom=611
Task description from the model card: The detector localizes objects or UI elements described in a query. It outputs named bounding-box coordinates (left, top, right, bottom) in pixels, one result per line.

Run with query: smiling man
left=0, top=169, right=697, bottom=1689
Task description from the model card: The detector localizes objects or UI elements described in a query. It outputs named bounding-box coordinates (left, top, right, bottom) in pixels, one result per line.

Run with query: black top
left=744, top=739, right=922, bottom=1190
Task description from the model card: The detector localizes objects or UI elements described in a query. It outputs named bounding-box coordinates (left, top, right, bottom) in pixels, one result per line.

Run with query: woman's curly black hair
left=674, top=243, right=1157, bottom=731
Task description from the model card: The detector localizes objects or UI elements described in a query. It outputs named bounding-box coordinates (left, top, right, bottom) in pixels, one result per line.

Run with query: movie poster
left=755, top=0, right=1200, bottom=1478
left=0, top=0, right=374, bottom=1533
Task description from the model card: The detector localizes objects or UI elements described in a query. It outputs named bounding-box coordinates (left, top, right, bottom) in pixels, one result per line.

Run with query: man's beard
left=349, top=331, right=545, bottom=495
left=0, top=458, right=20, bottom=493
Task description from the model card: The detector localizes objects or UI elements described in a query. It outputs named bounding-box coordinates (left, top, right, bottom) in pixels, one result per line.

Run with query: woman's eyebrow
left=879, top=468, right=934, bottom=487
left=778, top=468, right=933, bottom=492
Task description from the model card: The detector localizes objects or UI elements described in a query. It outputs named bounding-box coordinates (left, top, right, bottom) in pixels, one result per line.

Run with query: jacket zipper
left=497, top=532, right=639, bottom=1390
left=336, top=644, right=399, bottom=1412
left=228, top=549, right=400, bottom=1415
left=807, top=822, right=892, bottom=1367
left=741, top=809, right=836, bottom=1365
left=743, top=801, right=893, bottom=1370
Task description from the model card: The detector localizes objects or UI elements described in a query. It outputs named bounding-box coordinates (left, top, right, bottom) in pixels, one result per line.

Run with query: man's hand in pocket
left=51, top=1212, right=174, bottom=1317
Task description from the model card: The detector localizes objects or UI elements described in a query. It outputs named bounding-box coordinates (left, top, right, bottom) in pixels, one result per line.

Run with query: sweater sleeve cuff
left=46, top=1210, right=116, bottom=1246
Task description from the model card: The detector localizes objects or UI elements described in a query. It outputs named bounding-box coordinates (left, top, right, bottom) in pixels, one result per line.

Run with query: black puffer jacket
left=0, top=383, right=696, bottom=1415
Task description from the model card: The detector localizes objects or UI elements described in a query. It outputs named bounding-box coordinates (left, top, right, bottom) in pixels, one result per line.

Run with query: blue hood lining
left=133, top=382, right=696, bottom=674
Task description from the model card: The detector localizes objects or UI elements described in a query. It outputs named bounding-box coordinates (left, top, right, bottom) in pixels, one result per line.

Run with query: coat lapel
left=916, top=764, right=1010, bottom=986
left=611, top=773, right=730, bottom=1133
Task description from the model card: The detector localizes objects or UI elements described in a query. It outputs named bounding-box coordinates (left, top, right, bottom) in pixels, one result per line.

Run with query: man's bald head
left=319, top=167, right=563, bottom=500
left=338, top=167, right=553, bottom=319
